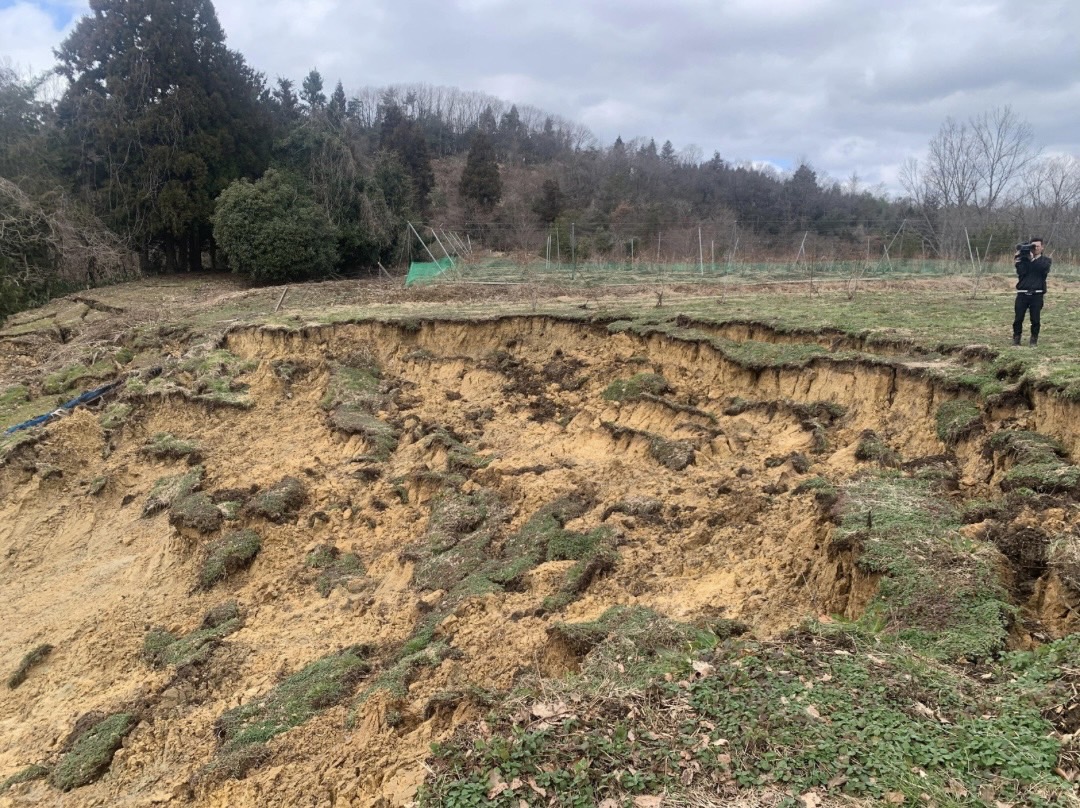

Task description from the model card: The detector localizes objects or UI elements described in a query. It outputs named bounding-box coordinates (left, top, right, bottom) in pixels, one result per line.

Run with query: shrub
left=212, top=169, right=339, bottom=283
left=7, top=643, right=53, bottom=689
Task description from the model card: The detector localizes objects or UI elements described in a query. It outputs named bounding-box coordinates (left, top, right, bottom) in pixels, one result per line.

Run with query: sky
left=2, top=0, right=1079, bottom=196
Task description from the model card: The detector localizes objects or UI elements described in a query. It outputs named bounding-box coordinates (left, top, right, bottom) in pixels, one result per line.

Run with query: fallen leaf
left=800, top=792, right=823, bottom=807
left=867, top=653, right=887, bottom=666
left=912, top=701, right=935, bottom=719
left=680, top=767, right=694, bottom=785
left=826, top=773, right=847, bottom=789
left=633, top=797, right=663, bottom=808
left=527, top=777, right=547, bottom=797
left=598, top=801, right=619, bottom=808
left=692, top=660, right=715, bottom=677
left=806, top=705, right=822, bottom=720
left=487, top=769, right=508, bottom=800
left=531, top=701, right=567, bottom=720
left=884, top=792, right=905, bottom=804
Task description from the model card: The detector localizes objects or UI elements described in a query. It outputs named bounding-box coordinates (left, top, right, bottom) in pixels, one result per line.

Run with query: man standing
left=1013, top=237, right=1051, bottom=346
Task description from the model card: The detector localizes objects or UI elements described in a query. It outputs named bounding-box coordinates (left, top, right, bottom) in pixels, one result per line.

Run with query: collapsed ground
left=4, top=280, right=1080, bottom=806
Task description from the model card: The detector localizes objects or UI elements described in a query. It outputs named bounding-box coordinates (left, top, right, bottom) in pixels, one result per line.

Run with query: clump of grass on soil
left=330, top=407, right=399, bottom=459
left=178, top=349, right=258, bottom=408
left=209, top=646, right=371, bottom=778
left=7, top=643, right=53, bottom=689
left=197, top=530, right=261, bottom=591
left=307, top=544, right=365, bottom=597
left=854, top=429, right=901, bottom=467
left=791, top=475, right=839, bottom=509
left=0, top=764, right=50, bottom=794
left=142, top=602, right=242, bottom=668
left=50, top=712, right=136, bottom=791
left=169, top=492, right=223, bottom=534
left=241, top=476, right=307, bottom=522
left=143, top=465, right=204, bottom=517
left=98, top=402, right=132, bottom=431
left=935, top=399, right=982, bottom=446
left=990, top=429, right=1080, bottom=495
left=602, top=373, right=669, bottom=402
left=836, top=472, right=1012, bottom=660
left=139, top=432, right=202, bottom=463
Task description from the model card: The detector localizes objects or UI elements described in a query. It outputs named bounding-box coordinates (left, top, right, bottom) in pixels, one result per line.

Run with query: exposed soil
left=3, top=293, right=1080, bottom=806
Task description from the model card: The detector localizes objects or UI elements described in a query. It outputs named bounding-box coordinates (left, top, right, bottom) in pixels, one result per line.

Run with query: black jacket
left=1016, top=254, right=1051, bottom=294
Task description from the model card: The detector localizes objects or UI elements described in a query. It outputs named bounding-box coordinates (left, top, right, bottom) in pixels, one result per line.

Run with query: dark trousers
left=1013, top=293, right=1044, bottom=341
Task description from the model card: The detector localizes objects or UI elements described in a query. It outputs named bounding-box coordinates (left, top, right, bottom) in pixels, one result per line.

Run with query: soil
left=3, top=280, right=1080, bottom=807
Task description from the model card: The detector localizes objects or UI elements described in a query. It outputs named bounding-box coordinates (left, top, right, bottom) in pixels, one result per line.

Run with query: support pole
left=698, top=227, right=704, bottom=276
left=409, top=221, right=439, bottom=265
left=571, top=222, right=576, bottom=281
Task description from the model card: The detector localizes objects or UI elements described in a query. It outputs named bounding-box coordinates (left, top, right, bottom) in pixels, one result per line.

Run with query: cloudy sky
left=3, top=0, right=1079, bottom=194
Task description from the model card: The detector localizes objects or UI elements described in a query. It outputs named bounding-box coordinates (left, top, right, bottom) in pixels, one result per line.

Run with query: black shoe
left=1012, top=337, right=1021, bottom=346
left=1030, top=338, right=1038, bottom=347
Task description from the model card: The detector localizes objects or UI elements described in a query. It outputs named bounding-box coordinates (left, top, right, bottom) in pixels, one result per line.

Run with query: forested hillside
left=1, top=0, right=1078, bottom=318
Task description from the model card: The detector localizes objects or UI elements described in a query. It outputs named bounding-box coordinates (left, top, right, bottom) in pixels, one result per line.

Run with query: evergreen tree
left=532, top=178, right=564, bottom=223
left=379, top=100, right=434, bottom=208
left=459, top=131, right=501, bottom=212
left=301, top=69, right=326, bottom=109
left=54, top=0, right=271, bottom=271
left=329, top=81, right=347, bottom=121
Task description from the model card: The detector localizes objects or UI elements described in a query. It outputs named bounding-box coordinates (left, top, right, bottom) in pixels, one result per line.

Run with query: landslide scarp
left=2, top=314, right=1080, bottom=807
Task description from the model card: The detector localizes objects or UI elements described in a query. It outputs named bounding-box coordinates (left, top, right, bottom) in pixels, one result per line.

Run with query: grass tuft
left=197, top=530, right=261, bottom=590
left=143, top=466, right=204, bottom=517
left=602, top=373, right=669, bottom=402
left=50, top=713, right=135, bottom=791
left=7, top=643, right=53, bottom=689
left=935, top=399, right=982, bottom=446
left=242, top=476, right=307, bottom=523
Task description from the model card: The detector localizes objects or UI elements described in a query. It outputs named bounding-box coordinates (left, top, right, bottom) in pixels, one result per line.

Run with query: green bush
left=212, top=169, right=339, bottom=283
left=198, top=530, right=262, bottom=590
left=50, top=713, right=135, bottom=791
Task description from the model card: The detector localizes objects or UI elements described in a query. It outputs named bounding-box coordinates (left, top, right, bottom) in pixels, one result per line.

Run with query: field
left=4, top=273, right=1080, bottom=807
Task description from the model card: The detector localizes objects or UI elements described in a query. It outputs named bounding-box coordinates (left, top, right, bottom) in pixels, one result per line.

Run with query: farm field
left=4, top=274, right=1080, bottom=807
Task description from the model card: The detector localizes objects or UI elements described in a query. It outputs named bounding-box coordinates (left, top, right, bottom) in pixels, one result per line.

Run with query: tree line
left=2, top=0, right=1078, bottom=317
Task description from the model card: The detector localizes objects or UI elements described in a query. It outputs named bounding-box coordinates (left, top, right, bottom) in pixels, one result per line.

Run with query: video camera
left=1016, top=242, right=1035, bottom=260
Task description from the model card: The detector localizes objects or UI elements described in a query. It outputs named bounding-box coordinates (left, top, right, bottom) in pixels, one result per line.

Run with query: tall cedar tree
left=459, top=132, right=502, bottom=212
left=379, top=102, right=434, bottom=208
left=54, top=0, right=271, bottom=272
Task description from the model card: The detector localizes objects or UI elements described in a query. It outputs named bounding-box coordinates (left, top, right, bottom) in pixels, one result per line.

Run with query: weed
left=168, top=493, right=223, bottom=534
left=98, top=402, right=132, bottom=431
left=140, top=432, right=202, bottom=462
left=197, top=530, right=261, bottom=590
left=354, top=643, right=451, bottom=709
left=214, top=646, right=371, bottom=756
left=0, top=765, right=49, bottom=794
left=143, top=466, right=204, bottom=517
left=791, top=475, right=838, bottom=509
left=143, top=602, right=242, bottom=669
left=242, top=476, right=307, bottom=523
left=836, top=473, right=1012, bottom=660
left=42, top=361, right=113, bottom=396
left=330, top=407, right=399, bottom=458
left=50, top=713, right=135, bottom=791
left=7, top=643, right=53, bottom=689
left=307, top=545, right=365, bottom=597
left=602, top=373, right=669, bottom=402
left=647, top=435, right=696, bottom=470
left=935, top=399, right=982, bottom=446
left=86, top=476, right=107, bottom=496
left=854, top=430, right=901, bottom=467
left=991, top=430, right=1080, bottom=495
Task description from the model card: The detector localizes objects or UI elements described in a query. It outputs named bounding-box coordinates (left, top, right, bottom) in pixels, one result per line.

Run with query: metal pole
left=698, top=227, right=704, bottom=276
left=571, top=222, right=576, bottom=281
left=429, top=227, right=454, bottom=266
left=409, top=221, right=440, bottom=265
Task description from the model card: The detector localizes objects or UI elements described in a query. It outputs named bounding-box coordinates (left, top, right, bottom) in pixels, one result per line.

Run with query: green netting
left=405, top=256, right=454, bottom=286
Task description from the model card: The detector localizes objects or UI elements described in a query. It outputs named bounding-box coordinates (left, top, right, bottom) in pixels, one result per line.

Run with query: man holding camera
left=1013, top=237, right=1051, bottom=346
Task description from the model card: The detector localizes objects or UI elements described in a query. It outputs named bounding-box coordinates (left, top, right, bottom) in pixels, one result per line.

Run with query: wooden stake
left=274, top=286, right=289, bottom=313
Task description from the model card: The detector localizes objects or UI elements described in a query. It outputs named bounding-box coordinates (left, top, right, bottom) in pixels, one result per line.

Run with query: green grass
left=420, top=621, right=1074, bottom=808
left=935, top=399, right=983, bottom=446
left=41, top=360, right=114, bottom=396
left=213, top=646, right=371, bottom=757
left=601, top=372, right=669, bottom=402
left=169, top=492, right=223, bottom=534
left=0, top=764, right=49, bottom=794
left=7, top=643, right=53, bottom=689
left=197, top=530, right=261, bottom=590
left=143, top=465, right=205, bottom=517
left=98, top=402, right=132, bottom=430
left=307, top=545, right=365, bottom=597
left=990, top=430, right=1080, bottom=494
left=140, top=432, right=202, bottom=462
left=50, top=713, right=135, bottom=791
left=241, top=476, right=307, bottom=522
left=854, top=430, right=902, bottom=467
left=836, top=472, right=1012, bottom=661
left=143, top=602, right=242, bottom=668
